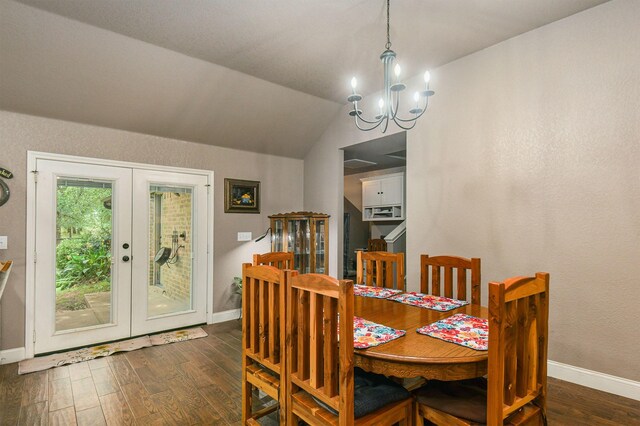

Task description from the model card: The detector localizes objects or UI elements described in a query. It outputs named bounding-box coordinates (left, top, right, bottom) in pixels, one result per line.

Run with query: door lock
left=122, top=255, right=130, bottom=262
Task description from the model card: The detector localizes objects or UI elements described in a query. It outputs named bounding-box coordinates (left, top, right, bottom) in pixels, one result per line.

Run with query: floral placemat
left=353, top=284, right=402, bottom=299
left=387, top=292, right=469, bottom=311
left=353, top=316, right=406, bottom=349
left=417, top=313, right=488, bottom=351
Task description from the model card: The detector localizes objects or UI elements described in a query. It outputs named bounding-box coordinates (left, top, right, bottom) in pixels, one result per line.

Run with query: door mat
left=149, top=327, right=208, bottom=345
left=18, top=327, right=208, bottom=374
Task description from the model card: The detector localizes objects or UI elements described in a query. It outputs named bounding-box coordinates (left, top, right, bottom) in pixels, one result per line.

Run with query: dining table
left=353, top=293, right=488, bottom=381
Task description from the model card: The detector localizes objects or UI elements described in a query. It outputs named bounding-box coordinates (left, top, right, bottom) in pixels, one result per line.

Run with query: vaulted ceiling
left=1, top=0, right=609, bottom=158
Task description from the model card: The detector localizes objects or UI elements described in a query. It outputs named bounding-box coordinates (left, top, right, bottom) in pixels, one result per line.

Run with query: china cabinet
left=269, top=211, right=329, bottom=273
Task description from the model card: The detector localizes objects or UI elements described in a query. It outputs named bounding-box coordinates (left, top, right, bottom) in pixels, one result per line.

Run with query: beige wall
left=0, top=111, right=303, bottom=350
left=305, top=0, right=640, bottom=381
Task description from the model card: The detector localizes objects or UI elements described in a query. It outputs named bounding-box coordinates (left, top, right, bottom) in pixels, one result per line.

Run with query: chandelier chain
left=385, top=0, right=391, bottom=50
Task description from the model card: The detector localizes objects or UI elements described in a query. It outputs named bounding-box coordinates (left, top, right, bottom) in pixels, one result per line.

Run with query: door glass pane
left=55, top=178, right=113, bottom=331
left=148, top=185, right=193, bottom=317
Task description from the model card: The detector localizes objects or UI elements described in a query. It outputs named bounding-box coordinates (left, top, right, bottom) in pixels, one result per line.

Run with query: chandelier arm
left=391, top=115, right=417, bottom=130
left=354, top=115, right=387, bottom=132
left=354, top=109, right=386, bottom=125
left=393, top=109, right=426, bottom=123
left=392, top=96, right=430, bottom=123
left=382, top=115, right=390, bottom=133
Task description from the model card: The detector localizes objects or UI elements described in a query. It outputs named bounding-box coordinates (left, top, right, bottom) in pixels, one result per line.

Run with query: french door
left=33, top=158, right=210, bottom=354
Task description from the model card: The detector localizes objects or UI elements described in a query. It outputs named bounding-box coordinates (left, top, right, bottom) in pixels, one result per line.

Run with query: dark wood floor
left=1, top=320, right=638, bottom=425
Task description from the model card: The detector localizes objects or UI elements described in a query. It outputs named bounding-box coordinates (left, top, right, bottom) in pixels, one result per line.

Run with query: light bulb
left=423, top=70, right=431, bottom=83
left=351, top=77, right=358, bottom=90
left=394, top=63, right=401, bottom=78
left=414, top=92, right=420, bottom=103
left=378, top=98, right=385, bottom=114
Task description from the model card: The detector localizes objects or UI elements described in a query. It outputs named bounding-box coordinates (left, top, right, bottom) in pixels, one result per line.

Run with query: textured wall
left=0, top=111, right=303, bottom=350
left=305, top=0, right=640, bottom=381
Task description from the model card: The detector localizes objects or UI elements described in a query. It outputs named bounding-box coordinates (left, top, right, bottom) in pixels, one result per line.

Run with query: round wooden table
left=353, top=295, right=488, bottom=381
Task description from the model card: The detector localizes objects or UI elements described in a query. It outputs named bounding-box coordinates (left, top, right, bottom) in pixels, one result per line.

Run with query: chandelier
left=347, top=0, right=435, bottom=132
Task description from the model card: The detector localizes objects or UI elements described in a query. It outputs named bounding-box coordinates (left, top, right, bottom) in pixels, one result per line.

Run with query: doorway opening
left=341, top=133, right=407, bottom=280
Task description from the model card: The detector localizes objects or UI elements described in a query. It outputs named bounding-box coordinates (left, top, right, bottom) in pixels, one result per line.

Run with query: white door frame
left=25, top=151, right=215, bottom=358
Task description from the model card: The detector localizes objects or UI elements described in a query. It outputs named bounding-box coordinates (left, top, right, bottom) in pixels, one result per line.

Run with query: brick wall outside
left=148, top=191, right=192, bottom=304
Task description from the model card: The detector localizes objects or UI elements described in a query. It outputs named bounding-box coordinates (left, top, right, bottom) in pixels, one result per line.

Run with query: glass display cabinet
left=269, top=211, right=329, bottom=274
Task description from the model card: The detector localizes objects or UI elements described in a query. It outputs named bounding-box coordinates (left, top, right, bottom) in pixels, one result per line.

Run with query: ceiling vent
left=344, top=159, right=377, bottom=169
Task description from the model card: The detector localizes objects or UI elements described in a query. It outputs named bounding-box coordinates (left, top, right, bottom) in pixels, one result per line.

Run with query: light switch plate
left=0, top=236, right=7, bottom=250
left=237, top=232, right=252, bottom=242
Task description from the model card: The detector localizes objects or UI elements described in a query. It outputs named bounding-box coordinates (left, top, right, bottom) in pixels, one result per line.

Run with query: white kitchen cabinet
left=360, top=172, right=405, bottom=221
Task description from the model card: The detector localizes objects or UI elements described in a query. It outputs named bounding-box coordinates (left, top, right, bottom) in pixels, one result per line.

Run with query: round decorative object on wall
left=154, top=247, right=172, bottom=265
left=0, top=179, right=9, bottom=207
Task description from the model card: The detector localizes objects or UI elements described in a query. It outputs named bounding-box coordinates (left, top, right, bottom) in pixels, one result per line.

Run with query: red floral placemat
left=416, top=313, right=488, bottom=351
left=353, top=316, right=406, bottom=349
left=354, top=284, right=402, bottom=299
left=387, top=292, right=469, bottom=311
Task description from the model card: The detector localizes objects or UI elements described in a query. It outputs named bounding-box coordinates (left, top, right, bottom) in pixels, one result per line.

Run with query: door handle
left=122, top=255, right=130, bottom=262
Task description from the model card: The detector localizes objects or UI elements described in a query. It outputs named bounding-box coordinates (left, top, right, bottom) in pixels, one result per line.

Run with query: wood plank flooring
left=1, top=320, right=638, bottom=425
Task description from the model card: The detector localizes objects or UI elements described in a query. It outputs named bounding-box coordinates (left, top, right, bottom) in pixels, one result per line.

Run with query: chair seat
left=312, top=367, right=411, bottom=419
left=414, top=378, right=488, bottom=424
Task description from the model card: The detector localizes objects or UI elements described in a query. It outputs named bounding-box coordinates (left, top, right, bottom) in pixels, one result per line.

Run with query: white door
left=130, top=169, right=208, bottom=335
left=34, top=159, right=210, bottom=354
left=34, top=160, right=133, bottom=354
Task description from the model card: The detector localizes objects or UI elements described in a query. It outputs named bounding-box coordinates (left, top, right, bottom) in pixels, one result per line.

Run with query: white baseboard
left=210, top=308, right=241, bottom=324
left=0, top=347, right=26, bottom=364
left=548, top=360, right=640, bottom=401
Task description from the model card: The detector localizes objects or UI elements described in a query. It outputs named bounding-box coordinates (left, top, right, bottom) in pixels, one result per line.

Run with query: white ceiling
left=1, top=0, right=610, bottom=157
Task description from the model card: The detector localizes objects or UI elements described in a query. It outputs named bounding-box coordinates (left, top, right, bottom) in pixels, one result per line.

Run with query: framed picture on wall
left=224, top=178, right=260, bottom=213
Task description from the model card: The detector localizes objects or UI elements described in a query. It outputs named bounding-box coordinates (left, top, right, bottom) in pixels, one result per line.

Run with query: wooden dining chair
left=253, top=251, right=294, bottom=270
left=357, top=251, right=405, bottom=291
left=367, top=238, right=387, bottom=252
left=241, top=263, right=295, bottom=425
left=285, top=272, right=413, bottom=426
left=420, top=254, right=481, bottom=304
left=414, top=272, right=550, bottom=426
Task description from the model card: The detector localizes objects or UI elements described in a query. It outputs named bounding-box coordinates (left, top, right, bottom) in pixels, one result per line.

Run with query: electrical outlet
left=0, top=236, right=7, bottom=250
left=237, top=232, right=252, bottom=242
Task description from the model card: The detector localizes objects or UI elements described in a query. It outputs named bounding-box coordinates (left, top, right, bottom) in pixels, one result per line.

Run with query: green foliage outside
left=56, top=236, right=111, bottom=290
left=55, top=185, right=112, bottom=291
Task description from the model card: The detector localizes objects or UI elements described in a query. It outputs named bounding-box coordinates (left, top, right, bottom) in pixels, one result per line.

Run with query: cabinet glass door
left=289, top=219, right=311, bottom=273
left=272, top=219, right=283, bottom=251
left=315, top=219, right=326, bottom=273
